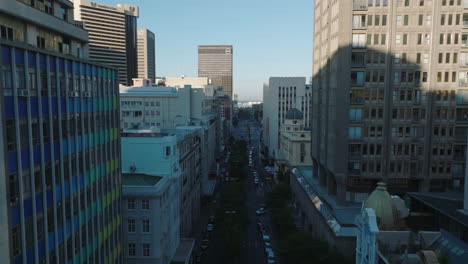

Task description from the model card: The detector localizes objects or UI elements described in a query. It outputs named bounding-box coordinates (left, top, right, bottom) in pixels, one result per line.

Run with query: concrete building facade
left=311, top=0, right=468, bottom=204
left=198, top=45, right=233, bottom=97
left=137, top=28, right=155, bottom=81
left=121, top=131, right=181, bottom=264
left=72, top=0, right=139, bottom=85
left=0, top=2, right=122, bottom=263
left=262, top=77, right=311, bottom=159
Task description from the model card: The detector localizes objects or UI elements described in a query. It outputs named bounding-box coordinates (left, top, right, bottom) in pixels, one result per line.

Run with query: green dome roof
left=364, top=182, right=399, bottom=230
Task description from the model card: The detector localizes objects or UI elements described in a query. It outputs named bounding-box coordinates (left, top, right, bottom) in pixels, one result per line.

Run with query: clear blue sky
left=97, top=0, right=314, bottom=100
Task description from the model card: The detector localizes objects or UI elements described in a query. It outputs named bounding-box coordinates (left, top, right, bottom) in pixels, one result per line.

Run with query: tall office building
left=262, top=77, right=311, bottom=158
left=198, top=45, right=233, bottom=97
left=137, top=28, right=155, bottom=81
left=311, top=0, right=468, bottom=204
left=0, top=1, right=122, bottom=263
left=72, top=0, right=139, bottom=85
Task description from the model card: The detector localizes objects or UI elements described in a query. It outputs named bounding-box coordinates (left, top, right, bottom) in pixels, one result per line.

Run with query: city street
left=196, top=116, right=277, bottom=264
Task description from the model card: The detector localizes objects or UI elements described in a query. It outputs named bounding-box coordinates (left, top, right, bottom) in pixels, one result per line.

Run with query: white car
left=256, top=208, right=266, bottom=215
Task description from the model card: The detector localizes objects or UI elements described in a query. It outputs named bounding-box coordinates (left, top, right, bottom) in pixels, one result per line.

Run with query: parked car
left=207, top=223, right=214, bottom=232
left=256, top=207, right=266, bottom=215
left=200, top=239, right=210, bottom=250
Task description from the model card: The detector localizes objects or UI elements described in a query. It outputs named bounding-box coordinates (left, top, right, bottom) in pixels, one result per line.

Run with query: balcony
left=353, top=0, right=367, bottom=10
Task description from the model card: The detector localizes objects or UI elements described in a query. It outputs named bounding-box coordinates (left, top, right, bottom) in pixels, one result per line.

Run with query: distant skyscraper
left=198, top=45, right=233, bottom=97
left=0, top=2, right=122, bottom=263
left=137, top=28, right=155, bottom=81
left=72, top=0, right=139, bottom=85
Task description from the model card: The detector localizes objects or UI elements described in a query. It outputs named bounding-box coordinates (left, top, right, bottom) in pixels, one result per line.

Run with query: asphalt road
left=201, top=117, right=274, bottom=264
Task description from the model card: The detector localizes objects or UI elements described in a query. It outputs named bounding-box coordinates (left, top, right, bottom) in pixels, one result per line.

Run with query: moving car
left=256, top=207, right=266, bottom=215
left=265, top=248, right=276, bottom=264
left=200, top=239, right=209, bottom=250
left=206, top=223, right=214, bottom=232
left=262, top=234, right=271, bottom=242
left=257, top=222, right=265, bottom=232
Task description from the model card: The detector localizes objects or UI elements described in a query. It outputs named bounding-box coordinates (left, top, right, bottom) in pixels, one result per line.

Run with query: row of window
left=127, top=199, right=150, bottom=210
left=127, top=218, right=151, bottom=233
left=121, top=101, right=161, bottom=107
left=128, top=243, right=151, bottom=257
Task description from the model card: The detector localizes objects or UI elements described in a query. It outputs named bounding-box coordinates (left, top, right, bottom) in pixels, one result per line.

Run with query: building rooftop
left=122, top=173, right=162, bottom=186
left=292, top=166, right=361, bottom=236
left=120, top=86, right=179, bottom=96
left=285, top=108, right=303, bottom=120
left=407, top=192, right=468, bottom=228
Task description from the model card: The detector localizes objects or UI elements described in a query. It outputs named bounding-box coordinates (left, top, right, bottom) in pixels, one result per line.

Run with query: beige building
left=311, top=0, right=468, bottom=204
left=278, top=109, right=313, bottom=169
left=198, top=45, right=233, bottom=97
left=165, top=76, right=210, bottom=89
left=72, top=0, right=139, bottom=85
left=137, top=28, right=156, bottom=81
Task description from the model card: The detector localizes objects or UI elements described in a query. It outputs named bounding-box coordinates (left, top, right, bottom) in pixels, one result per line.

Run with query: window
left=425, top=34, right=431, bottom=44
left=420, top=0, right=424, bottom=6
left=382, top=15, right=387, bottom=25
left=404, top=15, right=409, bottom=25
left=403, top=34, right=408, bottom=44
left=142, top=219, right=150, bottom=233
left=165, top=146, right=171, bottom=156
left=416, top=53, right=421, bottom=63
left=374, top=34, right=379, bottom=45
left=375, top=15, right=380, bottom=26
left=349, top=127, right=362, bottom=140
left=128, top=219, right=135, bottom=232
left=449, top=14, right=453, bottom=25
left=0, top=25, right=14, bottom=41
left=381, top=34, right=386, bottom=45
left=396, top=34, right=401, bottom=44
left=419, top=15, right=424, bottom=25
left=128, top=243, right=136, bottom=256
left=423, top=53, right=429, bottom=64
left=397, top=16, right=402, bottom=25
left=441, top=14, right=446, bottom=25
left=143, top=244, right=151, bottom=257
left=351, top=72, right=364, bottom=86
left=37, top=36, right=45, bottom=49
left=142, top=199, right=150, bottom=210
left=439, top=53, right=443, bottom=63
left=128, top=199, right=135, bottom=210
left=447, top=34, right=452, bottom=44
left=426, top=15, right=431, bottom=25
left=417, top=34, right=422, bottom=45
left=349, top=108, right=363, bottom=121
left=446, top=53, right=451, bottom=63
left=368, top=15, right=373, bottom=26
left=461, top=53, right=468, bottom=66
left=353, top=15, right=367, bottom=29
left=352, top=34, right=367, bottom=48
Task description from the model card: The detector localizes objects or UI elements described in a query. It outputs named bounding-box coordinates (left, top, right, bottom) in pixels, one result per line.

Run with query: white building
left=121, top=129, right=187, bottom=264
left=262, top=77, right=311, bottom=159
left=278, top=108, right=313, bottom=169
left=119, top=85, right=219, bottom=194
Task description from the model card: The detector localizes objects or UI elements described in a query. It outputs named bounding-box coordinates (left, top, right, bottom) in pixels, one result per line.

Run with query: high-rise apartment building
left=72, top=0, right=139, bottom=85
left=262, top=77, right=311, bottom=158
left=198, top=45, right=233, bottom=97
left=0, top=1, right=122, bottom=263
left=311, top=0, right=468, bottom=204
left=137, top=28, right=155, bottom=81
